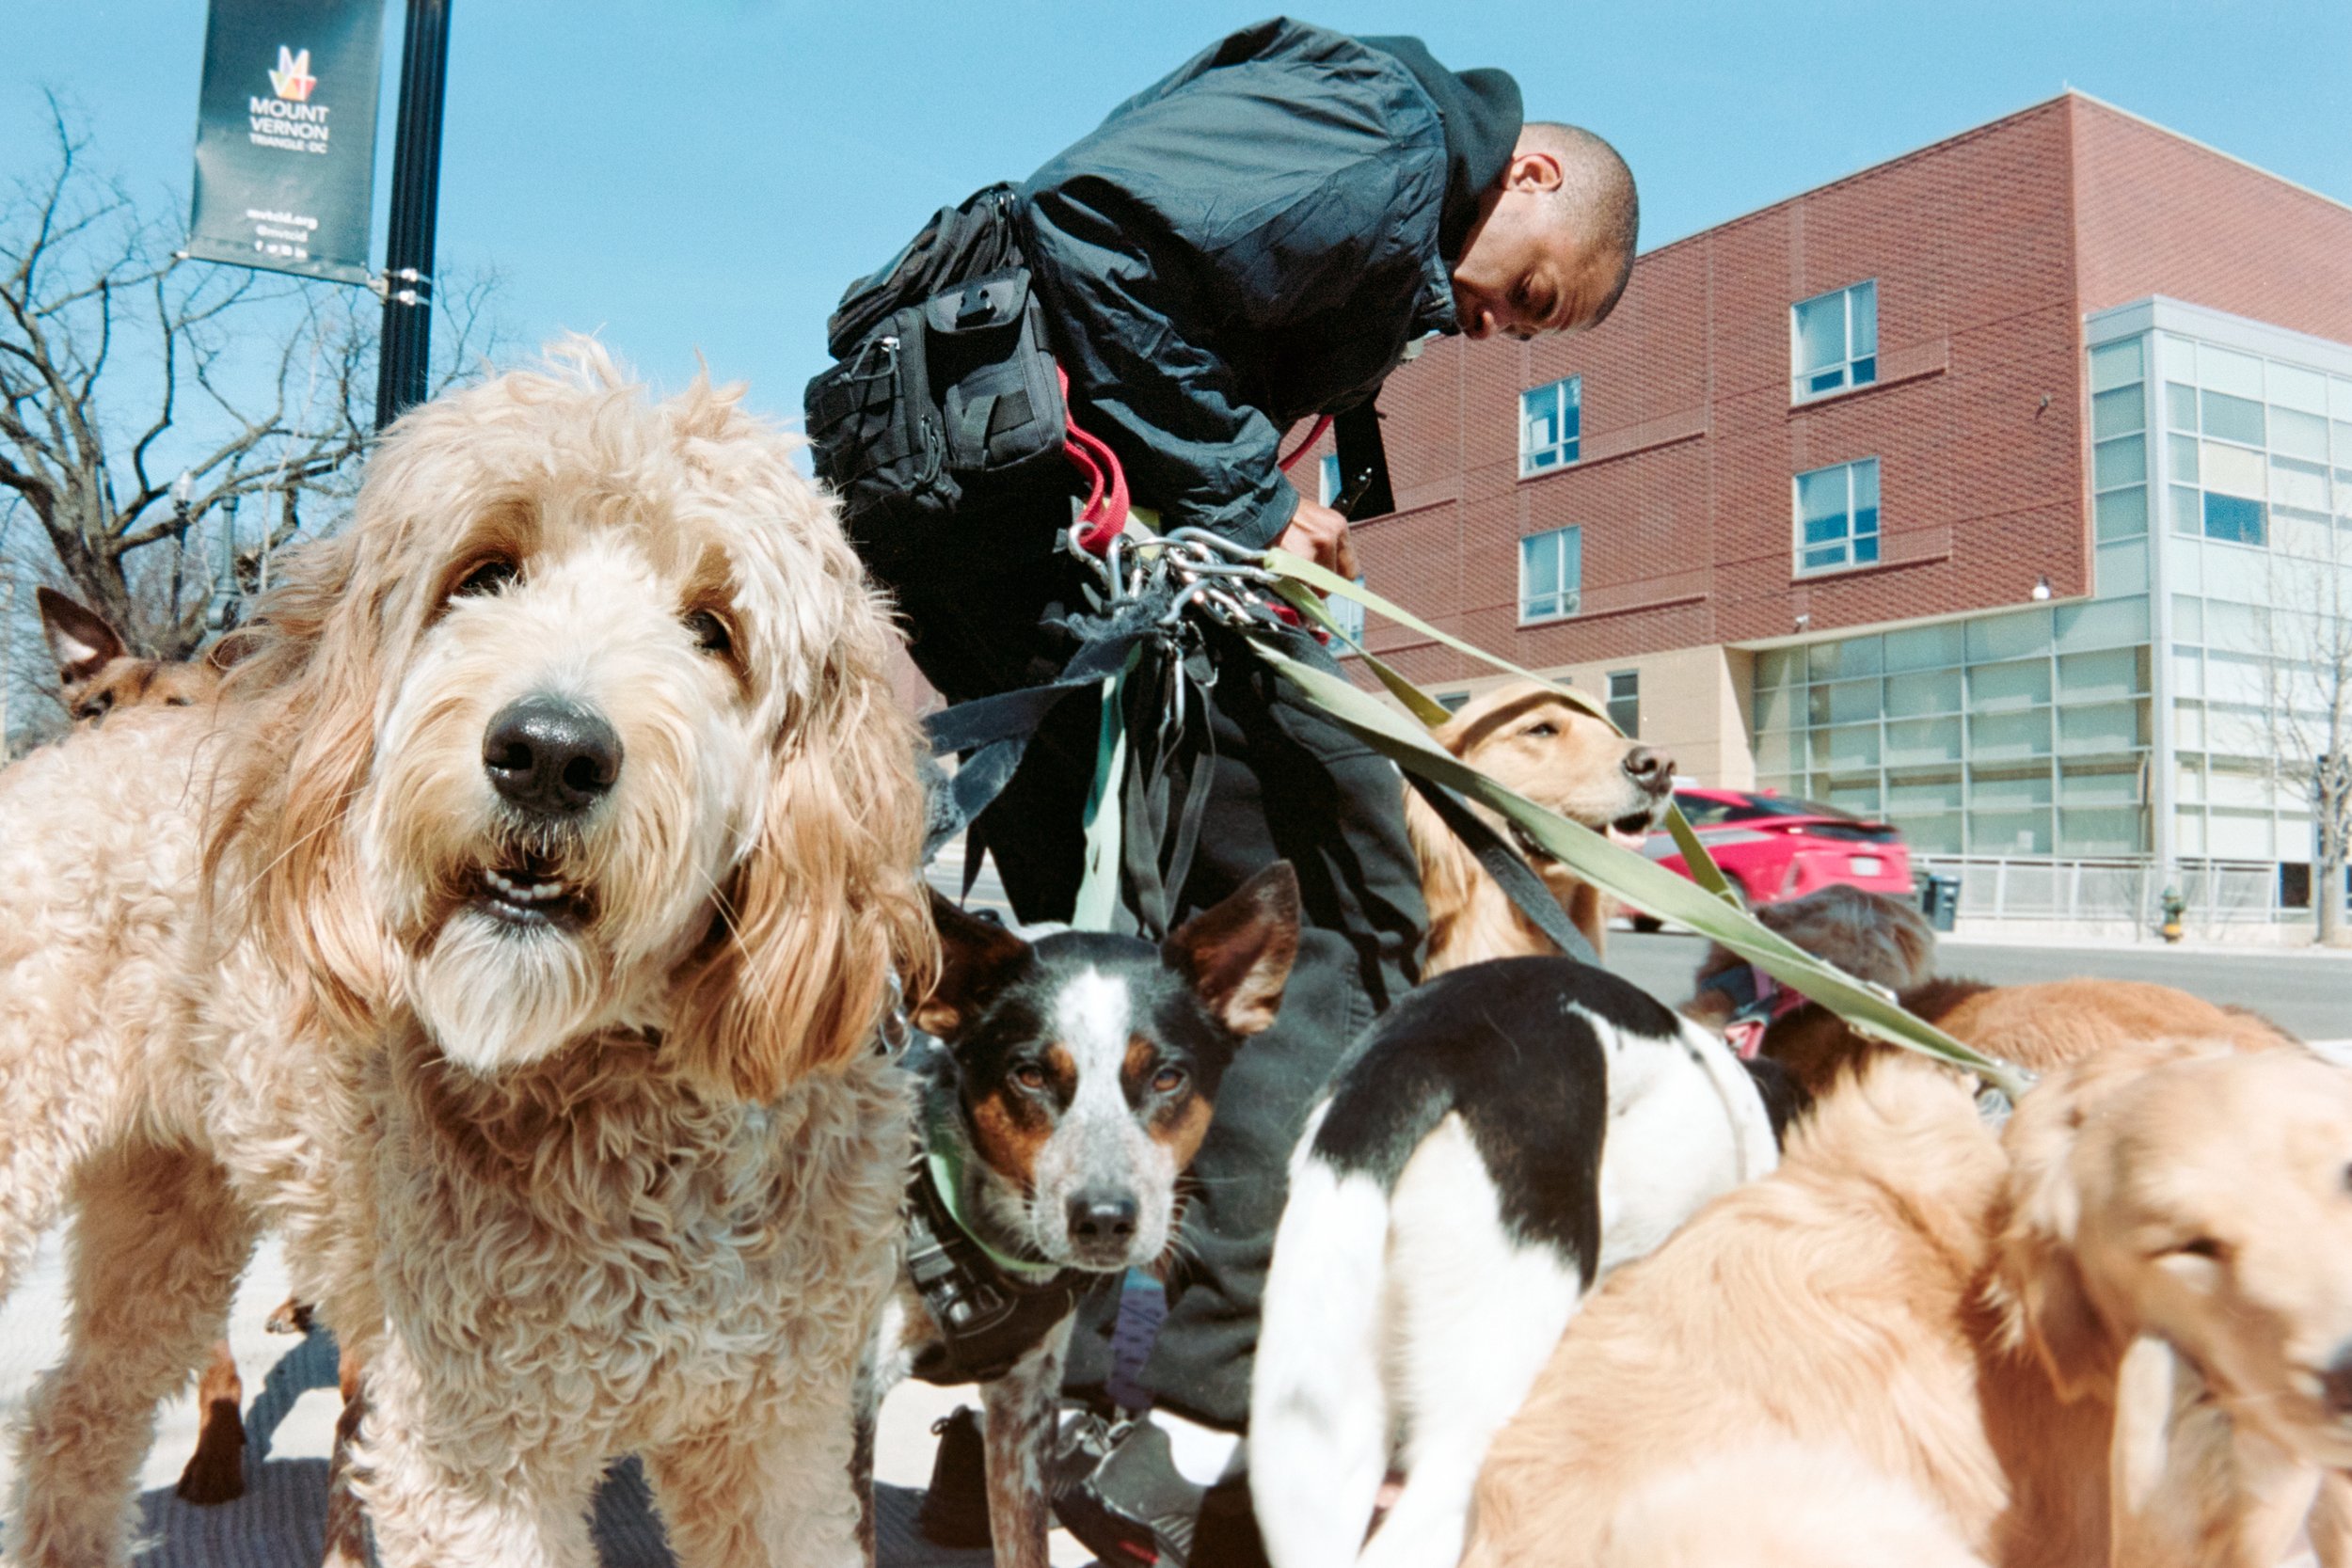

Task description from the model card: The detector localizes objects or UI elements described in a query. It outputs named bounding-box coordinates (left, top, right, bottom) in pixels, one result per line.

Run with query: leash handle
left=1059, top=363, right=1130, bottom=556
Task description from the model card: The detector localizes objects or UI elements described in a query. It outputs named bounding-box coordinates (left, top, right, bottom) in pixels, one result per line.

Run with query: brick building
left=1313, top=91, right=2352, bottom=928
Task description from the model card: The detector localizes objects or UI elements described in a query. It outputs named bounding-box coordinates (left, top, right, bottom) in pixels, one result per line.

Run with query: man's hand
left=1275, top=499, right=1359, bottom=582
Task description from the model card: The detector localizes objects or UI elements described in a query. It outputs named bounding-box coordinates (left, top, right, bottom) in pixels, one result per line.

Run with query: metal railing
left=1913, top=854, right=2342, bottom=932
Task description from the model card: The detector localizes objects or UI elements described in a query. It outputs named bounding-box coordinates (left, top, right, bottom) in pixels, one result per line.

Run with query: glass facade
left=2157, top=326, right=2352, bottom=869
left=1519, top=376, right=1581, bottom=475
left=1752, top=597, right=2154, bottom=857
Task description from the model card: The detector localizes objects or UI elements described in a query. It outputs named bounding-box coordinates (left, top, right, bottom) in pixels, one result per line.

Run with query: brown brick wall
left=1347, top=99, right=2095, bottom=689
left=2072, top=97, right=2352, bottom=339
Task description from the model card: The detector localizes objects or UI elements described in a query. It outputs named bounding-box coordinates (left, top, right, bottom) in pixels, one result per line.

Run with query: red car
left=1631, top=787, right=1915, bottom=925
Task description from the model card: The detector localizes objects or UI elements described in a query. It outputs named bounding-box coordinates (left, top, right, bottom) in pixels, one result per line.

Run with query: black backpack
left=804, top=185, right=1070, bottom=578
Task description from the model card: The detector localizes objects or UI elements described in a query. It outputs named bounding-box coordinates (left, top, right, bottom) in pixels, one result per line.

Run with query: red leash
left=1060, top=365, right=1131, bottom=557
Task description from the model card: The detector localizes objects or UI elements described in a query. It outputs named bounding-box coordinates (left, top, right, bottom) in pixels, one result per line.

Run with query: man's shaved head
left=1450, top=121, right=1641, bottom=341
left=1521, top=121, right=1640, bottom=309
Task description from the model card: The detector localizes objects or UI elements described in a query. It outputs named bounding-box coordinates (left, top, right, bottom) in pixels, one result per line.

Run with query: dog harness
left=903, top=1099, right=1089, bottom=1386
left=1698, top=964, right=1808, bottom=1059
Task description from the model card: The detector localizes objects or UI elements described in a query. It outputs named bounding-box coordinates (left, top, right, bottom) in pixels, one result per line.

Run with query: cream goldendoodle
left=0, top=343, right=932, bottom=1567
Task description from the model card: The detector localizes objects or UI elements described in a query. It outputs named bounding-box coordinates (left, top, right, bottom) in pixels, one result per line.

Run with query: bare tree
left=2247, top=555, right=2352, bottom=947
left=1, top=96, right=502, bottom=748
left=6, top=96, right=505, bottom=747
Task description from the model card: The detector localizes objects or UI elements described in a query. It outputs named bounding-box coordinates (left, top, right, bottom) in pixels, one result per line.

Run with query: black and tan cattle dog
left=858, top=862, right=1301, bottom=1568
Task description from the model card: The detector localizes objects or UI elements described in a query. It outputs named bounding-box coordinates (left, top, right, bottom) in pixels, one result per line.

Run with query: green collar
left=919, top=1096, right=1068, bottom=1285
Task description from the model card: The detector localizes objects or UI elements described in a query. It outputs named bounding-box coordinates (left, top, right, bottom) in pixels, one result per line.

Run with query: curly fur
left=0, top=341, right=934, bottom=1568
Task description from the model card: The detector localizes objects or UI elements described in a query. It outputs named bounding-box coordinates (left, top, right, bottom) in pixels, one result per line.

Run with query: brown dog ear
left=911, top=891, right=1031, bottom=1040
left=1164, top=862, right=1302, bottom=1037
left=1993, top=1094, right=2125, bottom=1401
left=37, top=588, right=125, bottom=684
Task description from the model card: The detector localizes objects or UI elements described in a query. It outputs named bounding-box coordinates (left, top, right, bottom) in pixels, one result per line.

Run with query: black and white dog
left=859, top=863, right=1301, bottom=1568
left=1249, top=955, right=1786, bottom=1568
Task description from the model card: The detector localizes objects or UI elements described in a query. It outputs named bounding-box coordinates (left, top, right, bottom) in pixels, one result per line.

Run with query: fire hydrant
left=2159, top=886, right=2185, bottom=944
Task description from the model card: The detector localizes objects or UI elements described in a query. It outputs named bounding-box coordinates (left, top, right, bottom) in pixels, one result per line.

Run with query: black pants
left=909, top=579, right=1427, bottom=1431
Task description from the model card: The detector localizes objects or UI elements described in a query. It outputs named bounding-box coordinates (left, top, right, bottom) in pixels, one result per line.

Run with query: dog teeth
left=483, top=867, right=567, bottom=904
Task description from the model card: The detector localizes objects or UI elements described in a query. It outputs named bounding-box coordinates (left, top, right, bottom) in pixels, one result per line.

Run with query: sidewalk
left=0, top=1234, right=1088, bottom=1566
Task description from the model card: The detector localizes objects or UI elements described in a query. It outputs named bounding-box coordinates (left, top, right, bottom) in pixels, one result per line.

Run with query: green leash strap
left=1246, top=640, right=2030, bottom=1100
left=1262, top=548, right=1740, bottom=907
left=1073, top=654, right=1139, bottom=933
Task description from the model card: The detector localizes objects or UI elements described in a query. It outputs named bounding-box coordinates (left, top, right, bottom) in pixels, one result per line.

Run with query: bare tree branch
left=0, top=99, right=511, bottom=676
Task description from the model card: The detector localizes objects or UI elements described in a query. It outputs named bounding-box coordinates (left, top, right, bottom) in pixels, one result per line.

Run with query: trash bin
left=1919, top=871, right=1962, bottom=933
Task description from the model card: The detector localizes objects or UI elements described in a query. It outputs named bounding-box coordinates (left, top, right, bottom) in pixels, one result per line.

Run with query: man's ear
left=1506, top=147, right=1565, bottom=197
left=37, top=588, right=124, bottom=684
left=911, top=891, right=1030, bottom=1040
left=1164, top=862, right=1301, bottom=1037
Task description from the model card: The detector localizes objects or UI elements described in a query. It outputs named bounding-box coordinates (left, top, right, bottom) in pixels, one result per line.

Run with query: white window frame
left=1518, top=525, right=1582, bottom=624
left=1792, top=457, right=1882, bottom=577
left=1518, top=376, right=1581, bottom=476
left=1329, top=576, right=1367, bottom=641
left=1318, top=452, right=1342, bottom=508
left=1790, top=280, right=1879, bottom=404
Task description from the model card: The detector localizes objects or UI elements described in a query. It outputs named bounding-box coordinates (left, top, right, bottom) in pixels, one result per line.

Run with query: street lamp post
left=373, top=0, right=452, bottom=430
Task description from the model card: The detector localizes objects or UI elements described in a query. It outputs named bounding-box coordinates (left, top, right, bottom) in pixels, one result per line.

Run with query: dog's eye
left=683, top=609, right=734, bottom=659
left=167, top=695, right=192, bottom=707
left=1524, top=722, right=1558, bottom=739
left=1013, top=1064, right=1049, bottom=1092
left=2172, top=1237, right=2229, bottom=1261
left=1152, top=1067, right=1187, bottom=1095
left=453, top=558, right=519, bottom=598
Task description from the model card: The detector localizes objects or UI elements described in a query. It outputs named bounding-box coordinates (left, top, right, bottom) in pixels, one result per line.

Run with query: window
left=1790, top=280, right=1878, bottom=402
left=2156, top=334, right=2327, bottom=551
left=1519, top=376, right=1581, bottom=475
left=1793, top=458, right=1881, bottom=575
left=1329, top=576, right=1366, bottom=641
left=1607, top=671, right=1640, bottom=736
left=1518, top=525, right=1581, bottom=622
left=1318, top=452, right=1342, bottom=508
left=1437, top=691, right=1471, bottom=715
left=2089, top=338, right=2149, bottom=543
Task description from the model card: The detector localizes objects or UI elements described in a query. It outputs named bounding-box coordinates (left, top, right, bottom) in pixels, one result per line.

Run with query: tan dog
left=1462, top=1036, right=2352, bottom=1568
left=31, top=587, right=253, bottom=1506
left=1997, top=1041, right=2352, bottom=1567
left=36, top=587, right=221, bottom=722
left=0, top=344, right=932, bottom=1568
left=1406, top=682, right=1671, bottom=973
left=1593, top=1441, right=1991, bottom=1568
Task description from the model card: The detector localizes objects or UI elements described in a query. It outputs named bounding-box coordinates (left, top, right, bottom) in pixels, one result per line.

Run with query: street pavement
left=1606, top=928, right=2350, bottom=1045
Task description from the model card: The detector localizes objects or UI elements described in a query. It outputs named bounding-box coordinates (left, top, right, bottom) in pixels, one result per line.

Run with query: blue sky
left=8, top=2, right=2349, bottom=427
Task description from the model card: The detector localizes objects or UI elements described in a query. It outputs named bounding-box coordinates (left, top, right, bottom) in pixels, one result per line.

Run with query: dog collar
left=904, top=1113, right=1088, bottom=1386
left=1700, top=964, right=1806, bottom=1060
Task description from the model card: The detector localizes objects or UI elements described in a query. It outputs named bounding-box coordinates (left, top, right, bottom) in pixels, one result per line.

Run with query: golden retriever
left=1406, top=682, right=1670, bottom=973
left=1593, top=1440, right=1990, bottom=1568
left=1461, top=1034, right=2352, bottom=1568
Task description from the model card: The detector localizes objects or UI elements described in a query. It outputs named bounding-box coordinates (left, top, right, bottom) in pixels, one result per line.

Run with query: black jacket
left=1018, top=19, right=1520, bottom=547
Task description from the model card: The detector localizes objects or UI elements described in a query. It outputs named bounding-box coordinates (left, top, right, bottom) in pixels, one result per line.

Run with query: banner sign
left=187, top=0, right=387, bottom=284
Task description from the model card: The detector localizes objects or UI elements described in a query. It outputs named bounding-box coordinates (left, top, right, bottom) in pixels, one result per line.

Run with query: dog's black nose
left=2323, top=1344, right=2352, bottom=1415
left=483, top=695, right=622, bottom=816
left=1623, top=746, right=1675, bottom=794
left=1068, top=1192, right=1139, bottom=1250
